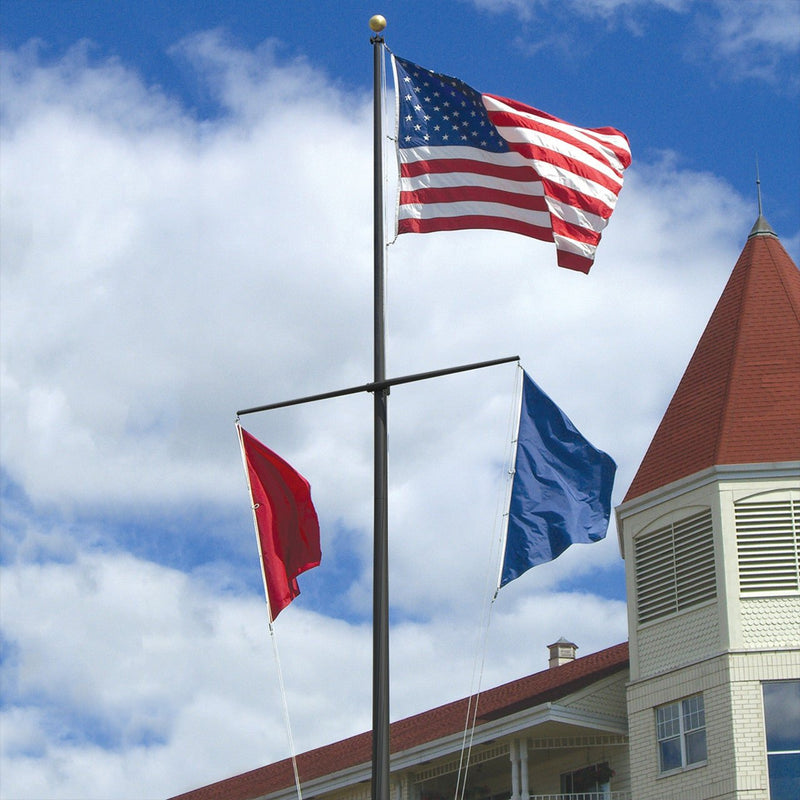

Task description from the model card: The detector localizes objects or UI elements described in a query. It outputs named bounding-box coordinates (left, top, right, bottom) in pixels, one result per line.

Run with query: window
left=656, top=694, right=707, bottom=772
left=763, top=681, right=800, bottom=800
left=635, top=509, right=716, bottom=623
left=560, top=762, right=612, bottom=798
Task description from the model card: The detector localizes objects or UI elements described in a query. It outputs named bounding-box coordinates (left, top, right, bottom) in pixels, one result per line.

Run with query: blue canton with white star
left=394, top=57, right=510, bottom=153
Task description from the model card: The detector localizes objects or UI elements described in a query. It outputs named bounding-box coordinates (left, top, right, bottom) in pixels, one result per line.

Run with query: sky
left=1, top=1, right=798, bottom=798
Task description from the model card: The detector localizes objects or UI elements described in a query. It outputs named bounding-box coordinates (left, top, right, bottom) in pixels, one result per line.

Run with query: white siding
left=636, top=603, right=720, bottom=677
left=741, top=596, right=800, bottom=649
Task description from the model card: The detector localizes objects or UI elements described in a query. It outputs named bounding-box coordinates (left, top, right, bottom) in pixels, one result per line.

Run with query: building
left=172, top=217, right=799, bottom=800
left=617, top=213, right=800, bottom=800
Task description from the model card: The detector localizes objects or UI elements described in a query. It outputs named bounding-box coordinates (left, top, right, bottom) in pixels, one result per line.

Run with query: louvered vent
left=635, top=509, right=716, bottom=624
left=736, top=493, right=800, bottom=595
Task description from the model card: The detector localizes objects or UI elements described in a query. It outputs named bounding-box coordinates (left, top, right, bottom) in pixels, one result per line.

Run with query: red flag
left=238, top=425, right=321, bottom=621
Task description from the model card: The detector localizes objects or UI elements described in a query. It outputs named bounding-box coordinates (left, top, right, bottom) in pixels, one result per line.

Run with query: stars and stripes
left=392, top=56, right=631, bottom=273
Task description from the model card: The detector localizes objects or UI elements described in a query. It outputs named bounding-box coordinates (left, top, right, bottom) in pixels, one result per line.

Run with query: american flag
left=392, top=56, right=631, bottom=274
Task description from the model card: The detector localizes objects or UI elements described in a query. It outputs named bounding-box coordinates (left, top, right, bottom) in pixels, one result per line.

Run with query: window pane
left=659, top=737, right=682, bottom=772
left=767, top=753, right=800, bottom=800
left=682, top=694, right=705, bottom=731
left=685, top=729, right=707, bottom=765
left=764, top=681, right=800, bottom=752
left=657, top=703, right=680, bottom=739
left=572, top=765, right=598, bottom=792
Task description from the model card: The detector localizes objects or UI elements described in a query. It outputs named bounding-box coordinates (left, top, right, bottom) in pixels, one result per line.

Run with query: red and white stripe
left=397, top=95, right=631, bottom=274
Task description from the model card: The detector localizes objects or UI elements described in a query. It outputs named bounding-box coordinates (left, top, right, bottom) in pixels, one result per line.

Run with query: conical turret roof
left=624, top=219, right=800, bottom=502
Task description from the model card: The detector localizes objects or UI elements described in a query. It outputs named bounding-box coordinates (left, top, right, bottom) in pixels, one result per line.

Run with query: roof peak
left=749, top=160, right=777, bottom=239
left=622, top=229, right=800, bottom=503
left=748, top=213, right=777, bottom=238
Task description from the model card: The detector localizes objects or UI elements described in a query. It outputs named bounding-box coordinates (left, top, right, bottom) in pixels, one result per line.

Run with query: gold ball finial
left=369, top=15, right=386, bottom=32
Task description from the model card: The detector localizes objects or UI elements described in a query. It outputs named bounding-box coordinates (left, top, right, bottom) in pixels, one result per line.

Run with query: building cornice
left=616, top=461, right=800, bottom=556
left=626, top=646, right=800, bottom=689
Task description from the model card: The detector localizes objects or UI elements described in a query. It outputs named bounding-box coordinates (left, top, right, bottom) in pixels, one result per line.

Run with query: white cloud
left=0, top=526, right=628, bottom=799
left=713, top=0, right=800, bottom=55
left=692, top=0, right=800, bottom=85
left=469, top=0, right=690, bottom=21
left=1, top=35, right=374, bottom=514
left=0, top=536, right=367, bottom=798
left=468, top=0, right=800, bottom=83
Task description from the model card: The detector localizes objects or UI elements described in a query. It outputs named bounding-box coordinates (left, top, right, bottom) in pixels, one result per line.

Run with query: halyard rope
left=454, top=364, right=522, bottom=800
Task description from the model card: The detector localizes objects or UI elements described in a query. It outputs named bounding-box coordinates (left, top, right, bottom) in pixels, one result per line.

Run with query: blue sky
left=1, top=1, right=798, bottom=798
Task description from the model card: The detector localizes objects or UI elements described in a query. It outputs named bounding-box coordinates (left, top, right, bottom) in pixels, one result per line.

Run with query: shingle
left=624, top=224, right=800, bottom=502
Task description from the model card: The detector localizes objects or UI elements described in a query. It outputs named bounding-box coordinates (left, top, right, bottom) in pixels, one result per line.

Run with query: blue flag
left=500, top=371, right=616, bottom=587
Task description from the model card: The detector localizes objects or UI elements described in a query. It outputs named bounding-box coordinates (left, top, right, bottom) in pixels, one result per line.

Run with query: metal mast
left=369, top=15, right=390, bottom=800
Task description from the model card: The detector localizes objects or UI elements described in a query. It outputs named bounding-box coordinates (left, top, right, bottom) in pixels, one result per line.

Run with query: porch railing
left=529, top=794, right=632, bottom=800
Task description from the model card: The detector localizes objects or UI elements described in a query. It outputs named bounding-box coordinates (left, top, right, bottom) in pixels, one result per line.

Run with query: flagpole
left=370, top=15, right=390, bottom=800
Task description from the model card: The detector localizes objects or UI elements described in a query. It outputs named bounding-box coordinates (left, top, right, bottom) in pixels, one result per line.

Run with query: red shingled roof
left=624, top=222, right=800, bottom=502
left=170, top=642, right=629, bottom=800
